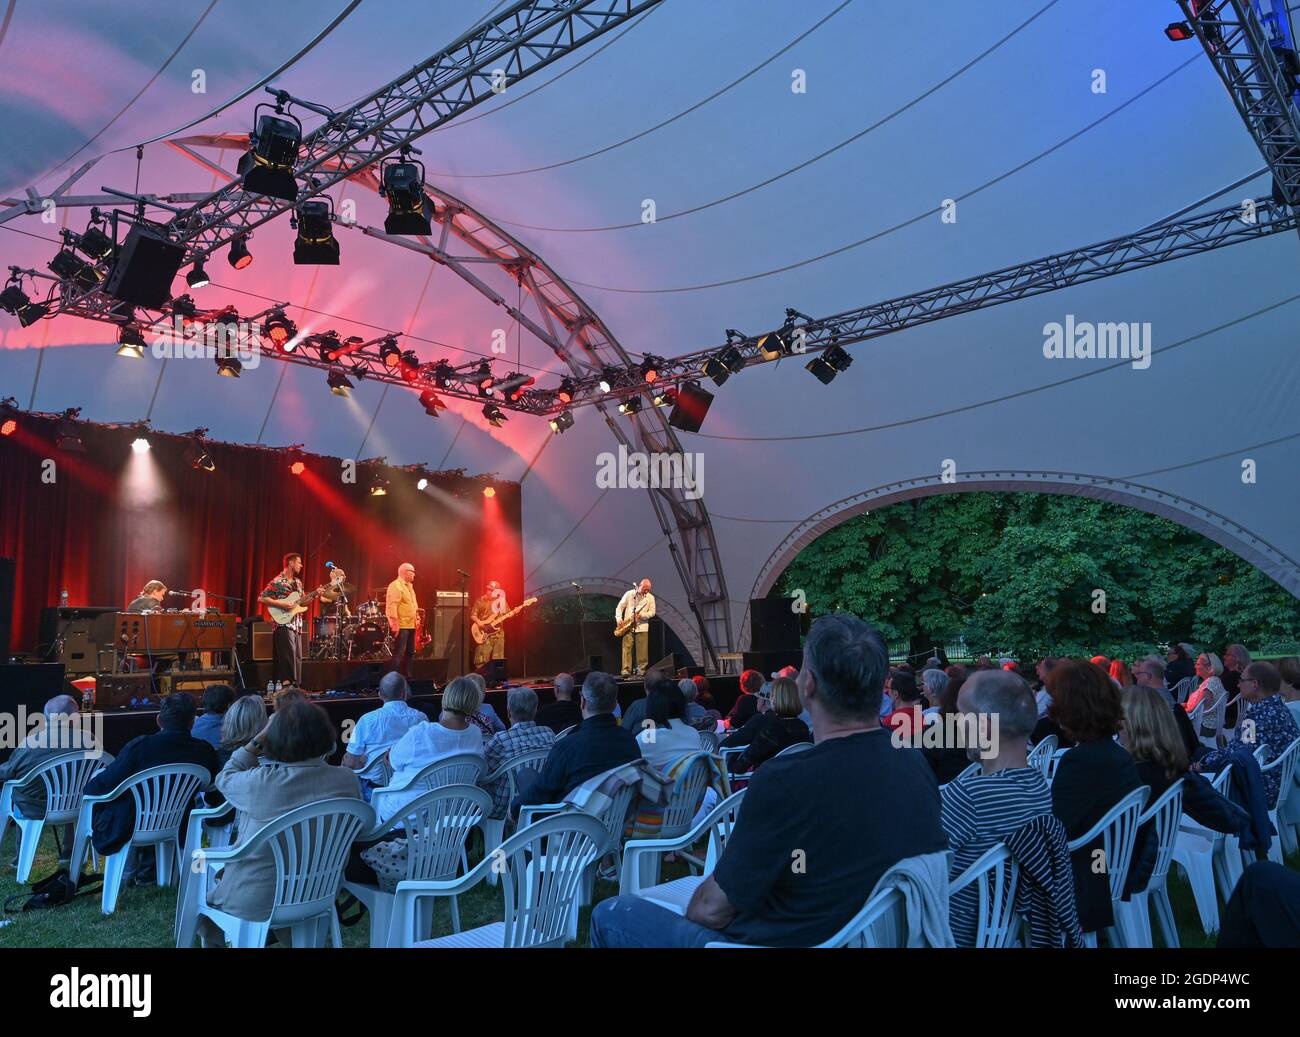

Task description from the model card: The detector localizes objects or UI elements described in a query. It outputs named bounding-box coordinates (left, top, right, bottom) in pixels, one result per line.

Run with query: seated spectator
left=1047, top=660, right=1143, bottom=936
left=537, top=672, right=584, bottom=734
left=464, top=672, right=506, bottom=737
left=1183, top=652, right=1226, bottom=714
left=1033, top=657, right=1058, bottom=718
left=1221, top=644, right=1250, bottom=725
left=1279, top=657, right=1300, bottom=726
left=197, top=699, right=362, bottom=947
left=1217, top=861, right=1300, bottom=948
left=941, top=669, right=1054, bottom=946
left=1109, top=659, right=1133, bottom=689
left=513, top=671, right=640, bottom=819
left=1131, top=655, right=1201, bottom=760
left=1165, top=642, right=1196, bottom=689
left=380, top=677, right=485, bottom=825
left=692, top=674, right=719, bottom=715
left=730, top=677, right=809, bottom=773
left=919, top=668, right=947, bottom=719
left=82, top=693, right=219, bottom=882
left=272, top=687, right=306, bottom=713
left=218, top=695, right=267, bottom=767
left=680, top=678, right=717, bottom=730
left=923, top=669, right=974, bottom=786
left=590, top=613, right=947, bottom=948
left=482, top=687, right=556, bottom=820
left=636, top=679, right=705, bottom=771
left=620, top=678, right=649, bottom=733
left=1201, top=661, right=1300, bottom=809
left=340, top=672, right=426, bottom=786
left=883, top=669, right=926, bottom=737
left=725, top=669, right=764, bottom=730
left=192, top=685, right=234, bottom=749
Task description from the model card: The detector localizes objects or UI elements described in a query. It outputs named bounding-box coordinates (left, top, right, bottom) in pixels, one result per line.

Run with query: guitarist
left=385, top=562, right=418, bottom=677
left=258, top=552, right=305, bottom=686
left=616, top=578, right=656, bottom=677
left=470, top=580, right=508, bottom=669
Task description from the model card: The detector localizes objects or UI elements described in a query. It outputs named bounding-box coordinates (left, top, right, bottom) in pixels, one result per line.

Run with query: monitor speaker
left=475, top=658, right=507, bottom=688
left=104, top=223, right=186, bottom=308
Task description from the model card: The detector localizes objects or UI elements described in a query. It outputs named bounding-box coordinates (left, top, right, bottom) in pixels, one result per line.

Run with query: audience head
left=1195, top=652, right=1224, bottom=680
left=974, top=655, right=993, bottom=670
left=678, top=678, right=698, bottom=702
left=692, top=674, right=712, bottom=703
left=466, top=672, right=488, bottom=698
left=441, top=676, right=483, bottom=718
left=645, top=678, right=687, bottom=729
left=1035, top=657, right=1058, bottom=684
left=43, top=694, right=79, bottom=719
left=202, top=684, right=235, bottom=716
left=1278, top=657, right=1300, bottom=698
left=1109, top=659, right=1133, bottom=688
left=920, top=668, right=948, bottom=702
left=1167, top=642, right=1190, bottom=664
left=896, top=662, right=914, bottom=674
left=1090, top=655, right=1111, bottom=670
left=1223, top=644, right=1251, bottom=673
left=769, top=676, right=801, bottom=719
left=739, top=669, right=764, bottom=697
left=1046, top=660, right=1123, bottom=742
left=926, top=656, right=943, bottom=670
left=158, top=692, right=197, bottom=732
left=506, top=686, right=539, bottom=724
left=581, top=671, right=620, bottom=716
left=1241, top=661, right=1281, bottom=703
left=1121, top=685, right=1188, bottom=780
left=796, top=613, right=889, bottom=724
left=554, top=672, right=576, bottom=700
left=887, top=669, right=921, bottom=705
left=1132, top=656, right=1166, bottom=689
left=958, top=668, right=1036, bottom=759
left=262, top=699, right=336, bottom=762
left=378, top=672, right=410, bottom=702
left=222, top=694, right=267, bottom=749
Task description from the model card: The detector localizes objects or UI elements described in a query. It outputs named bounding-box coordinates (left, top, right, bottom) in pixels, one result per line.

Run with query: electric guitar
left=266, top=580, right=341, bottom=626
left=471, top=597, right=538, bottom=645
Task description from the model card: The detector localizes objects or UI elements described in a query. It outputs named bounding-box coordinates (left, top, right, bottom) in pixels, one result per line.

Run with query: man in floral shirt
left=482, top=687, right=555, bottom=819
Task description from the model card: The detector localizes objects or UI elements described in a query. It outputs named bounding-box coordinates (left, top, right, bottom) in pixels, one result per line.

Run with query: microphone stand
left=458, top=570, right=469, bottom=679
left=573, top=583, right=589, bottom=674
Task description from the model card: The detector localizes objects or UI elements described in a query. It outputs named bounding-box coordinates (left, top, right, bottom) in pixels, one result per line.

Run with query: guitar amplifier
left=40, top=607, right=118, bottom=675
left=251, top=621, right=274, bottom=661
left=95, top=672, right=157, bottom=709
left=432, top=592, right=466, bottom=661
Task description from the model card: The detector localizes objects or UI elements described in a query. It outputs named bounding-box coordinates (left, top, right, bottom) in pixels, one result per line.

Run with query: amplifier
left=95, top=672, right=157, bottom=709
left=39, top=607, right=118, bottom=675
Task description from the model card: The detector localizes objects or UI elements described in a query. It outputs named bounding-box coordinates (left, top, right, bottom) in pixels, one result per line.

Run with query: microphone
left=571, top=581, right=581, bottom=589
left=456, top=569, right=470, bottom=578
left=325, top=560, right=335, bottom=570
left=166, top=590, right=192, bottom=597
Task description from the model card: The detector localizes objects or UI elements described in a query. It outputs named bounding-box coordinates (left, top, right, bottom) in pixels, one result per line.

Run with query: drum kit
left=308, top=582, right=428, bottom=661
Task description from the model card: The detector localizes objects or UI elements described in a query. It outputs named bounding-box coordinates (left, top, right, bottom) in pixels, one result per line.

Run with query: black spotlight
left=262, top=309, right=298, bottom=352
left=292, top=199, right=339, bottom=265
left=757, top=322, right=799, bottom=360
left=806, top=344, right=853, bottom=385
left=419, top=389, right=444, bottom=415
left=618, top=395, right=642, bottom=416
left=0, top=282, right=49, bottom=326
left=639, top=356, right=662, bottom=384
left=228, top=235, right=253, bottom=270
left=315, top=331, right=342, bottom=362
left=238, top=106, right=302, bottom=201
left=497, top=372, right=534, bottom=401
left=549, top=409, right=575, bottom=434
left=185, top=435, right=216, bottom=472
left=474, top=360, right=494, bottom=394
left=702, top=345, right=744, bottom=387
left=381, top=156, right=434, bottom=235
left=76, top=224, right=115, bottom=262
left=379, top=337, right=402, bottom=368
left=215, top=355, right=242, bottom=378
left=55, top=409, right=84, bottom=453
left=482, top=402, right=507, bottom=427
left=597, top=366, right=619, bottom=394
left=652, top=386, right=677, bottom=408
left=186, top=259, right=210, bottom=288
left=48, top=248, right=103, bottom=292
left=433, top=360, right=454, bottom=387
left=116, top=324, right=146, bottom=359
left=327, top=370, right=354, bottom=397
left=397, top=349, right=420, bottom=382
left=667, top=380, right=714, bottom=433
left=556, top=376, right=575, bottom=404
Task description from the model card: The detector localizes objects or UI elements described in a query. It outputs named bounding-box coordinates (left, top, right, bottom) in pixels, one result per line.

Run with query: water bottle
left=59, top=589, right=69, bottom=608
left=266, top=680, right=274, bottom=694
left=275, top=681, right=283, bottom=693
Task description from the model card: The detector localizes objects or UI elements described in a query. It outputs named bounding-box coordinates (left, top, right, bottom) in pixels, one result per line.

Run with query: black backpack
left=4, top=868, right=101, bottom=914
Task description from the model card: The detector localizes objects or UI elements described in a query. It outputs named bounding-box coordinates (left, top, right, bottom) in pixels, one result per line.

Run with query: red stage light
left=1164, top=21, right=1193, bottom=41
left=290, top=460, right=306, bottom=475
left=483, top=486, right=496, bottom=498
left=0, top=418, right=15, bottom=436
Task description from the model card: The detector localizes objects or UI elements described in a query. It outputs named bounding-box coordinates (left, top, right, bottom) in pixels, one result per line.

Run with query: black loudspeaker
left=676, top=665, right=705, bottom=679
left=104, top=222, right=187, bottom=308
left=743, top=649, right=803, bottom=676
left=411, top=657, right=449, bottom=684
left=647, top=653, right=678, bottom=678
left=476, top=658, right=507, bottom=689
left=432, top=596, right=465, bottom=661
left=668, top=381, right=714, bottom=433
left=749, top=597, right=801, bottom=651
left=0, top=558, right=14, bottom=660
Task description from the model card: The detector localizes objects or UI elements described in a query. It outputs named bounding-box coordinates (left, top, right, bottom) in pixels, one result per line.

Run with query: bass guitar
left=266, top=580, right=341, bottom=626
left=471, top=596, right=538, bottom=645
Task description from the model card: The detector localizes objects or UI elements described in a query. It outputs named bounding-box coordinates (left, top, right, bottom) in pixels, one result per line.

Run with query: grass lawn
left=1, top=822, right=1295, bottom=948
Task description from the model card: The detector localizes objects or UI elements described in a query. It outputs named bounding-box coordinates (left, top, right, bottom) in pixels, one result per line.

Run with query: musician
left=126, top=580, right=168, bottom=613
left=471, top=580, right=507, bottom=668
left=385, top=562, right=418, bottom=677
left=258, top=553, right=304, bottom=687
left=616, top=578, right=656, bottom=677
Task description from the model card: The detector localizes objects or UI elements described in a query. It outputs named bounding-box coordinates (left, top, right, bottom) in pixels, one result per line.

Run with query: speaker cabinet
left=104, top=222, right=186, bottom=308
left=749, top=597, right=802, bottom=652
left=250, top=621, right=274, bottom=662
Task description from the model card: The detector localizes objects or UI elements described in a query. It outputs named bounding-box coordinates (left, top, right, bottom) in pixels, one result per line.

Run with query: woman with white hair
left=1183, top=652, right=1226, bottom=715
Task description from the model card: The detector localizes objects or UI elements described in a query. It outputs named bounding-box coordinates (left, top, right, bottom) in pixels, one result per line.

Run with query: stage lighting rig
left=806, top=343, right=853, bottom=385
left=397, top=349, right=420, bottom=382
left=168, top=295, right=198, bottom=324
left=184, top=430, right=216, bottom=472
left=0, top=397, right=17, bottom=437
left=116, top=324, right=146, bottom=359
left=433, top=361, right=455, bottom=388
left=73, top=216, right=115, bottom=262
left=474, top=360, right=494, bottom=394
left=381, top=150, right=434, bottom=235
left=702, top=340, right=745, bottom=387
left=292, top=198, right=340, bottom=265
left=238, top=102, right=302, bottom=202
left=496, top=372, right=534, bottom=401
left=262, top=309, right=298, bottom=352
left=618, top=396, right=642, bottom=415
left=639, top=356, right=661, bottom=383
left=215, top=355, right=242, bottom=378
left=597, top=366, right=621, bottom=394
left=419, top=389, right=444, bottom=415
left=55, top=408, right=84, bottom=452
left=483, top=402, right=507, bottom=427
left=327, top=370, right=354, bottom=397
left=228, top=235, right=253, bottom=270
left=652, top=386, right=677, bottom=408
left=549, top=409, right=575, bottom=434
left=186, top=259, right=210, bottom=289
left=380, top=336, right=402, bottom=368
left=48, top=245, right=103, bottom=292
left=556, top=377, right=575, bottom=405
left=315, top=331, right=343, bottom=363
left=1, top=271, right=50, bottom=326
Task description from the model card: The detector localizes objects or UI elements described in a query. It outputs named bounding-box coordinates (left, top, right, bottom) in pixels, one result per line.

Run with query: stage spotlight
left=549, top=409, right=575, bottom=434
left=1, top=282, right=50, bottom=326
left=76, top=225, right=115, bottom=262
left=215, top=355, right=242, bottom=378
left=369, top=477, right=389, bottom=497
left=290, top=459, right=306, bottom=476
left=639, top=356, right=661, bottom=383
left=497, top=372, right=534, bottom=402
left=239, top=108, right=302, bottom=201
left=228, top=235, right=253, bottom=270
left=667, top=380, right=714, bottom=433
left=483, top=486, right=496, bottom=499
left=805, top=344, right=853, bottom=385
left=702, top=345, right=744, bottom=387
left=474, top=360, right=494, bottom=394
left=327, top=370, right=354, bottom=397
left=433, top=361, right=454, bottom=388
left=418, top=388, right=443, bottom=415
left=55, top=410, right=84, bottom=453
left=482, top=402, right=507, bottom=427
left=262, top=309, right=297, bottom=352
left=597, top=367, right=619, bottom=394
left=398, top=350, right=420, bottom=382
left=379, top=337, right=402, bottom=368
left=0, top=400, right=16, bottom=437
left=131, top=437, right=150, bottom=454
left=757, top=324, right=798, bottom=360
left=417, top=476, right=429, bottom=491
left=556, top=377, right=575, bottom=405
left=116, top=324, right=146, bottom=359
left=186, top=260, right=210, bottom=289
left=0, top=418, right=15, bottom=436
left=292, top=199, right=340, bottom=265
left=1165, top=21, right=1194, bottom=41
left=169, top=295, right=197, bottom=324
left=185, top=435, right=216, bottom=472
left=316, top=331, right=342, bottom=362
left=49, top=248, right=103, bottom=292
left=652, top=387, right=677, bottom=408
left=618, top=396, right=642, bottom=416
left=381, top=157, right=434, bottom=235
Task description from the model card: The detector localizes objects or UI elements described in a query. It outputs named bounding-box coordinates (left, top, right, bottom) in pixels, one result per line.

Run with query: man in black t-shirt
left=590, top=613, right=947, bottom=948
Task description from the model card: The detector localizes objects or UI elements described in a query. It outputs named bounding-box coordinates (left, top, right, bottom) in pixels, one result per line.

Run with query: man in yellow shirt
left=385, top=562, right=419, bottom=676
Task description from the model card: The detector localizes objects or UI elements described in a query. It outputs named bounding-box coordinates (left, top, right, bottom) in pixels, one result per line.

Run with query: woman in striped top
left=940, top=669, right=1054, bottom=946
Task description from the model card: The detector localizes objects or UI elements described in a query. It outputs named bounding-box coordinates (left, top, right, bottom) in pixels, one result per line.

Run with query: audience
left=919, top=668, right=948, bottom=718
left=590, top=614, right=947, bottom=948
left=1217, top=861, right=1300, bottom=948
left=941, top=669, right=1056, bottom=946
left=1033, top=657, right=1058, bottom=718
left=1221, top=644, right=1251, bottom=727
left=464, top=672, right=506, bottom=737
left=1046, top=661, right=1143, bottom=936
left=725, top=669, right=765, bottom=730
left=340, top=672, right=427, bottom=787
left=692, top=674, right=719, bottom=715
left=636, top=679, right=705, bottom=771
left=536, top=672, right=584, bottom=734
left=218, top=695, right=267, bottom=766
left=1279, top=657, right=1300, bottom=727
left=679, top=677, right=717, bottom=730
left=379, top=677, right=485, bottom=825
left=1131, top=655, right=1201, bottom=761
left=1183, top=652, right=1226, bottom=714
left=1108, top=659, right=1133, bottom=689
left=1165, top=642, right=1196, bottom=689
left=192, top=685, right=234, bottom=749
left=883, top=669, right=925, bottom=736
left=728, top=677, right=810, bottom=773
left=0, top=695, right=94, bottom=855
left=512, top=671, right=640, bottom=819
left=1200, top=661, right=1300, bottom=808
left=197, top=699, right=361, bottom=947
left=620, top=678, right=649, bottom=733
left=482, top=687, right=556, bottom=820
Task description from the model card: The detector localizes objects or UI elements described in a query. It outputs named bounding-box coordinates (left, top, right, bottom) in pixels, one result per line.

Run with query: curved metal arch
left=742, top=469, right=1300, bottom=650
left=529, top=576, right=702, bottom=664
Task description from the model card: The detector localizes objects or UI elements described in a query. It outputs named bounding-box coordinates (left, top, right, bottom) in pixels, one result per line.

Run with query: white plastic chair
left=370, top=752, right=486, bottom=821
left=391, top=810, right=607, bottom=948
left=631, top=752, right=713, bottom=891
left=620, top=788, right=745, bottom=911
left=707, top=883, right=907, bottom=948
left=1027, top=735, right=1058, bottom=778
left=1198, top=692, right=1227, bottom=749
left=1170, top=676, right=1196, bottom=705
left=0, top=751, right=108, bottom=883
left=1259, top=736, right=1300, bottom=860
left=939, top=761, right=982, bottom=792
left=1118, top=779, right=1183, bottom=948
left=67, top=762, right=211, bottom=914
left=1171, top=764, right=1235, bottom=935
left=1044, top=748, right=1071, bottom=783
left=1186, top=697, right=1207, bottom=737
left=343, top=784, right=490, bottom=946
left=1065, top=785, right=1150, bottom=947
left=177, top=797, right=374, bottom=948
left=948, top=842, right=1020, bottom=948
left=479, top=746, right=551, bottom=886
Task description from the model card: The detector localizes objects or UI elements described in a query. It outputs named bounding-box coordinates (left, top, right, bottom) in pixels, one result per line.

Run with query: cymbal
left=320, top=581, right=357, bottom=602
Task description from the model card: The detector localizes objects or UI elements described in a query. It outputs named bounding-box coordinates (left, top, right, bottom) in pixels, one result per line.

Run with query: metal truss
left=1177, top=0, right=1300, bottom=206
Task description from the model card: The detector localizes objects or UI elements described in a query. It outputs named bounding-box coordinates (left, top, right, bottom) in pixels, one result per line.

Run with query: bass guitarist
left=470, top=580, right=507, bottom=669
